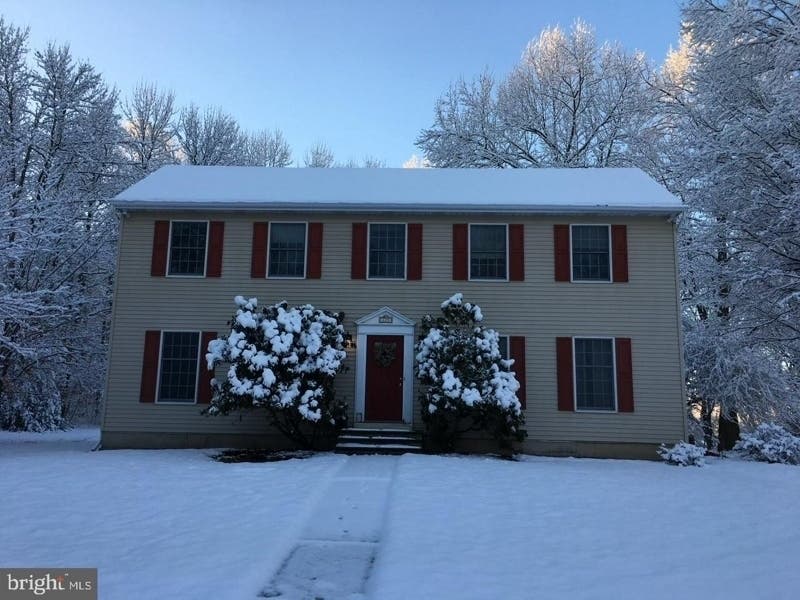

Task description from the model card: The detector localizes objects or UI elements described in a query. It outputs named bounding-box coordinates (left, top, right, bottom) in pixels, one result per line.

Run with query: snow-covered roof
left=113, top=166, right=682, bottom=215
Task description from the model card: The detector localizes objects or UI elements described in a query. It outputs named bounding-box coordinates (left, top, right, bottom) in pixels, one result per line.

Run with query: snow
left=113, top=165, right=682, bottom=215
left=4, top=432, right=800, bottom=599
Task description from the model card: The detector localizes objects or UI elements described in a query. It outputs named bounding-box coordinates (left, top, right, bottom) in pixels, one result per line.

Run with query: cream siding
left=102, top=211, right=686, bottom=447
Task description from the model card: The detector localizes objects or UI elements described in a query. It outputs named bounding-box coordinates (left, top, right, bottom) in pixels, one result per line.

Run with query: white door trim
left=354, top=307, right=415, bottom=424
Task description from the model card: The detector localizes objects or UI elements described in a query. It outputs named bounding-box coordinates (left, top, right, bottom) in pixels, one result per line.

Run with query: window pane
left=574, top=338, right=615, bottom=411
left=470, top=225, right=507, bottom=279
left=369, top=224, right=406, bottom=279
left=168, top=222, right=207, bottom=276
left=498, top=336, right=509, bottom=361
left=572, top=225, right=610, bottom=281
left=269, top=223, right=306, bottom=277
left=158, top=332, right=200, bottom=403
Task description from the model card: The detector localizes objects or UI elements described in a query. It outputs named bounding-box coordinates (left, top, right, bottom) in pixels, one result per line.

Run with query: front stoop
left=334, top=427, right=424, bottom=455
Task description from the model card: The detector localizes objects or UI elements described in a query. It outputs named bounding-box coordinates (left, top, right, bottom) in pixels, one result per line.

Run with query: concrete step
left=338, top=434, right=419, bottom=445
left=334, top=442, right=424, bottom=455
left=335, top=427, right=423, bottom=455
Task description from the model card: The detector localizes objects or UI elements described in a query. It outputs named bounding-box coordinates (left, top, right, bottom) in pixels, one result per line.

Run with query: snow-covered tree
left=238, top=128, right=293, bottom=167
left=0, top=21, right=127, bottom=429
left=417, top=20, right=655, bottom=168
left=415, top=294, right=525, bottom=451
left=177, top=103, right=241, bottom=166
left=121, top=81, right=179, bottom=174
left=655, top=0, right=800, bottom=446
left=206, top=297, right=348, bottom=449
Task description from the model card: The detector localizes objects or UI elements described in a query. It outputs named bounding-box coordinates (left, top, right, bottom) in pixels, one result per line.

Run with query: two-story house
left=102, top=166, right=686, bottom=458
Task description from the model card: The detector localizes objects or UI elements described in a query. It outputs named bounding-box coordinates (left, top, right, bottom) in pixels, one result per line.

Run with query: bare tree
left=122, top=81, right=178, bottom=174
left=239, top=128, right=292, bottom=167
left=177, top=104, right=241, bottom=166
left=303, top=141, right=335, bottom=168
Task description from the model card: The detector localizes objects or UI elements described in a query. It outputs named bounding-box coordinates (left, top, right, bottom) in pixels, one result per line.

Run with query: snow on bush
left=734, top=424, right=800, bottom=465
left=658, top=441, right=706, bottom=467
left=206, top=297, right=348, bottom=449
left=415, top=293, right=525, bottom=451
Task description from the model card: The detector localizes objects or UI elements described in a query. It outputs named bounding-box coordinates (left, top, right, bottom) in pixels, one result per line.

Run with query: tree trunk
left=701, top=400, right=715, bottom=451
left=718, top=410, right=740, bottom=452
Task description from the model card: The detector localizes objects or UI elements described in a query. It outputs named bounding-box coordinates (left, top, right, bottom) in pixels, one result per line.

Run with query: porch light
left=344, top=333, right=356, bottom=349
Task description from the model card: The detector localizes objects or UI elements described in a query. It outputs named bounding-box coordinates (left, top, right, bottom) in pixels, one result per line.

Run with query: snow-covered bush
left=734, top=424, right=800, bottom=466
left=206, top=297, right=348, bottom=449
left=658, top=441, right=705, bottom=467
left=415, top=293, right=525, bottom=451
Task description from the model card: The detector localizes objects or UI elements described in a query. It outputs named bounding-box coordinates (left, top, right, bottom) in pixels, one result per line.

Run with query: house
left=102, top=166, right=687, bottom=458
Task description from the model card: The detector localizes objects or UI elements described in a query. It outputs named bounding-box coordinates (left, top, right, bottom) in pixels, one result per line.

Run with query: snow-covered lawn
left=2, top=430, right=799, bottom=599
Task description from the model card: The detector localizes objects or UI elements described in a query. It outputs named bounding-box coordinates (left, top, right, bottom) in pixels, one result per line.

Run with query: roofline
left=112, top=199, right=684, bottom=217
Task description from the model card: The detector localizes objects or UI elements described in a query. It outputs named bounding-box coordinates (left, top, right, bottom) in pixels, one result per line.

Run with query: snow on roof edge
left=112, top=198, right=683, bottom=215
left=112, top=165, right=683, bottom=215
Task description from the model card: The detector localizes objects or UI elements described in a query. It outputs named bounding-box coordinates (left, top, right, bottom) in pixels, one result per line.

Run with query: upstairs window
left=158, top=331, right=200, bottom=403
left=470, top=224, right=507, bottom=280
left=269, top=223, right=307, bottom=278
left=571, top=225, right=611, bottom=282
left=168, top=221, right=208, bottom=276
left=368, top=223, right=406, bottom=279
left=574, top=337, right=616, bottom=411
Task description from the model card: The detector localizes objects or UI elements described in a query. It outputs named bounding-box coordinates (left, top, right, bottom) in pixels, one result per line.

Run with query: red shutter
left=206, top=221, right=225, bottom=277
left=452, top=224, right=468, bottom=280
left=251, top=222, right=268, bottom=278
left=351, top=223, right=367, bottom=279
left=307, top=222, right=323, bottom=279
left=615, top=337, right=634, bottom=412
left=197, top=331, right=217, bottom=404
left=611, top=225, right=629, bottom=283
left=139, top=330, right=161, bottom=403
left=510, top=336, right=527, bottom=409
left=554, top=224, right=570, bottom=282
left=150, top=221, right=170, bottom=276
left=509, top=224, right=524, bottom=281
left=556, top=337, right=574, bottom=411
left=407, top=223, right=423, bottom=280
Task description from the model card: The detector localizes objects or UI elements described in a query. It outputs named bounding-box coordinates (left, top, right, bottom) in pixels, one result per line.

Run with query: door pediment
left=355, top=306, right=415, bottom=327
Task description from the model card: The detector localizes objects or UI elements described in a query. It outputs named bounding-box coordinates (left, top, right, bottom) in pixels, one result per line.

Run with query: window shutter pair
left=553, top=224, right=628, bottom=282
left=555, top=337, right=634, bottom=412
left=452, top=224, right=524, bottom=281
left=139, top=331, right=216, bottom=404
left=351, top=223, right=423, bottom=280
left=151, top=221, right=225, bottom=277
left=250, top=222, right=323, bottom=279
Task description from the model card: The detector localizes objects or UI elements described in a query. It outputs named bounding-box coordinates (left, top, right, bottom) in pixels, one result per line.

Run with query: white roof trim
left=356, top=306, right=416, bottom=327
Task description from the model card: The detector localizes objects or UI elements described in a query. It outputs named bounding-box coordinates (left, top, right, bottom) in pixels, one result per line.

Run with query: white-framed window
left=573, top=337, right=617, bottom=412
left=570, top=224, right=611, bottom=282
left=268, top=222, right=307, bottom=278
left=157, top=331, right=201, bottom=404
left=168, top=221, right=208, bottom=276
left=469, top=224, right=508, bottom=280
left=368, top=223, right=406, bottom=279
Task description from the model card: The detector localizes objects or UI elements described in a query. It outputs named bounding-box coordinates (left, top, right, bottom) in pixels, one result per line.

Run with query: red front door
left=365, top=335, right=404, bottom=421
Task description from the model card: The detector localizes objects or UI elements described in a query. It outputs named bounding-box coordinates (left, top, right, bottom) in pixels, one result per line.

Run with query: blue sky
left=2, top=0, right=682, bottom=166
